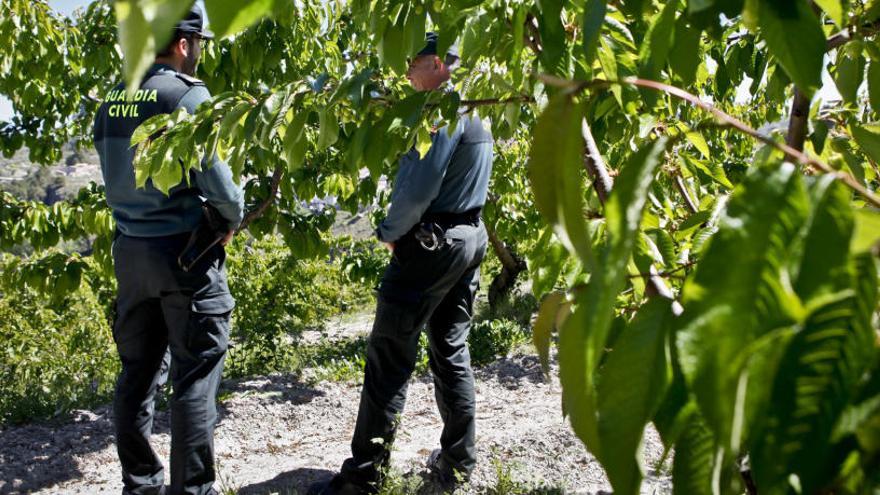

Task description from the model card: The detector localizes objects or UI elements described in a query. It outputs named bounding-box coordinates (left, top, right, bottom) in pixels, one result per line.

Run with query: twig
left=674, top=175, right=699, bottom=214
left=608, top=77, right=880, bottom=209
left=582, top=119, right=614, bottom=203
left=580, top=115, right=678, bottom=302
left=239, top=163, right=284, bottom=230
left=627, top=261, right=696, bottom=279
left=461, top=95, right=535, bottom=108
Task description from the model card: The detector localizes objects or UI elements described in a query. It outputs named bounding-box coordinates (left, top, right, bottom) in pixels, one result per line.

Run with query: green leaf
left=605, top=139, right=668, bottom=255
left=851, top=124, right=880, bottom=163
left=852, top=209, right=880, bottom=253
left=682, top=154, right=733, bottom=191
left=752, top=0, right=825, bottom=93
left=869, top=62, right=880, bottom=113
left=317, top=108, right=339, bottom=151
left=814, top=0, right=844, bottom=27
left=151, top=147, right=182, bottom=195
left=671, top=410, right=718, bottom=495
left=794, top=177, right=855, bottom=303
left=685, top=131, right=710, bottom=159
left=218, top=101, right=253, bottom=141
left=598, top=38, right=623, bottom=106
left=114, top=1, right=154, bottom=95
left=749, top=176, right=872, bottom=494
left=114, top=0, right=194, bottom=92
left=527, top=95, right=593, bottom=266
left=283, top=111, right=309, bottom=172
left=536, top=0, right=567, bottom=75
left=582, top=0, right=607, bottom=69
left=639, top=0, right=678, bottom=81
left=676, top=162, right=809, bottom=453
left=204, top=0, right=277, bottom=40
left=669, top=16, right=702, bottom=86
left=130, top=112, right=170, bottom=147
left=558, top=138, right=666, bottom=467
left=834, top=43, right=866, bottom=104
left=533, top=291, right=565, bottom=374
left=596, top=299, right=673, bottom=495
left=378, top=7, right=407, bottom=75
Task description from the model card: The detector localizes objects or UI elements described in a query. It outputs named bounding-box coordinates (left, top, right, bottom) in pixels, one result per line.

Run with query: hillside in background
left=0, top=144, right=102, bottom=203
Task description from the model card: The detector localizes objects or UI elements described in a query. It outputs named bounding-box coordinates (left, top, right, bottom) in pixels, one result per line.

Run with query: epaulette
left=175, top=73, right=206, bottom=87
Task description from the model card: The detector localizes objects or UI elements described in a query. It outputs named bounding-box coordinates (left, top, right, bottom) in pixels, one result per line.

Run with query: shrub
left=224, top=234, right=374, bottom=378
left=0, top=282, right=117, bottom=424
left=468, top=318, right=529, bottom=366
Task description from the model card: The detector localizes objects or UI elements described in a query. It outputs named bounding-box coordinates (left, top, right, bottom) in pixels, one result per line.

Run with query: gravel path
left=0, top=351, right=671, bottom=494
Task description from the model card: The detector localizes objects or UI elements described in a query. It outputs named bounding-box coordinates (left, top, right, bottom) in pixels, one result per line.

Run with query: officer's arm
left=177, top=86, right=245, bottom=231
left=376, top=122, right=462, bottom=242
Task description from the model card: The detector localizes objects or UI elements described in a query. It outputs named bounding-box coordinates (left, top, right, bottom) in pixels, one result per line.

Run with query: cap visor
left=200, top=29, right=214, bottom=40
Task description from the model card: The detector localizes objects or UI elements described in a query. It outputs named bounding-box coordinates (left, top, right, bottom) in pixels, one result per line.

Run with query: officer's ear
left=176, top=36, right=191, bottom=57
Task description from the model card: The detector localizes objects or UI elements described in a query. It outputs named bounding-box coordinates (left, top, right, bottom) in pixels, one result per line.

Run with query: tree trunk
left=486, top=220, right=527, bottom=308
left=786, top=88, right=810, bottom=152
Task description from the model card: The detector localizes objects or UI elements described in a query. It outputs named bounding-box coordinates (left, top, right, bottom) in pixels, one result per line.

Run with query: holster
left=177, top=203, right=227, bottom=272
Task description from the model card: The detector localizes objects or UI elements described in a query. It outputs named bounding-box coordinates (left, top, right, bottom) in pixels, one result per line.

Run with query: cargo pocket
left=186, top=311, right=231, bottom=360
left=373, top=296, right=419, bottom=339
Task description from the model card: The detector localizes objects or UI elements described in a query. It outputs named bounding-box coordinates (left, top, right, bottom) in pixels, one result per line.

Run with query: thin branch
left=239, top=163, right=284, bottom=231
left=786, top=89, right=811, bottom=152
left=628, top=260, right=697, bottom=279
left=580, top=116, right=678, bottom=302
left=608, top=77, right=880, bottom=209
left=461, top=95, right=536, bottom=108
left=827, top=20, right=880, bottom=50
left=582, top=119, right=614, bottom=203
left=787, top=18, right=880, bottom=152
left=674, top=175, right=699, bottom=214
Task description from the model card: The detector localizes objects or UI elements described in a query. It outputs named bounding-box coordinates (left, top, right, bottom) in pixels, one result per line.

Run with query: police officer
left=93, top=6, right=243, bottom=495
left=316, top=33, right=493, bottom=494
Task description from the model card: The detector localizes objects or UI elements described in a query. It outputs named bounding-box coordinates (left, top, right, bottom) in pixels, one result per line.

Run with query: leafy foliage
left=0, top=259, right=117, bottom=424
left=224, top=234, right=373, bottom=378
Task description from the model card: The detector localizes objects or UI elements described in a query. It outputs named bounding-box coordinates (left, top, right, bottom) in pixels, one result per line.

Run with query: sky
left=0, top=2, right=849, bottom=124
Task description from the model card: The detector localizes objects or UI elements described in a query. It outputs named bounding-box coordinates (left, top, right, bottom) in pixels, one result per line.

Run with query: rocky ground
left=0, top=315, right=672, bottom=495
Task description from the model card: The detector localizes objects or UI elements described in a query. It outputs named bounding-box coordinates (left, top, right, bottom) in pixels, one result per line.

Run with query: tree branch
left=461, top=95, right=536, bottom=109
left=786, top=89, right=811, bottom=152
left=593, top=77, right=880, bottom=209
left=786, top=18, right=880, bottom=152
left=582, top=119, right=614, bottom=203
left=674, top=175, right=699, bottom=214
left=239, top=163, right=284, bottom=231
left=580, top=117, right=679, bottom=303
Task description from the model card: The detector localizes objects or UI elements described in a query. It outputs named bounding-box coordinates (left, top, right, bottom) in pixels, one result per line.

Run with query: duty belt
left=412, top=207, right=481, bottom=251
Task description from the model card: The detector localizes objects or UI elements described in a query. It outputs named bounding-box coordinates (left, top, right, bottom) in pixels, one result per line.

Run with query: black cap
left=176, top=4, right=214, bottom=39
left=416, top=32, right=459, bottom=59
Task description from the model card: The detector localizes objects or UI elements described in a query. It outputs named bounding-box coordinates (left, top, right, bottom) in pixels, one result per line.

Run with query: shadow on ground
left=473, top=355, right=547, bottom=389
left=0, top=375, right=325, bottom=494
left=221, top=374, right=326, bottom=406
left=0, top=408, right=116, bottom=494
left=237, top=467, right=334, bottom=494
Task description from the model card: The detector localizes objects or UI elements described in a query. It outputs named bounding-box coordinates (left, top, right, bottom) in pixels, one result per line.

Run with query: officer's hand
left=384, top=242, right=394, bottom=252
left=220, top=230, right=235, bottom=246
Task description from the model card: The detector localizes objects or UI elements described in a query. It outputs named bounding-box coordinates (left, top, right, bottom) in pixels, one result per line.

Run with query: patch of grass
left=301, top=330, right=436, bottom=384
left=484, top=455, right=565, bottom=495
left=302, top=335, right=370, bottom=383
left=376, top=467, right=425, bottom=495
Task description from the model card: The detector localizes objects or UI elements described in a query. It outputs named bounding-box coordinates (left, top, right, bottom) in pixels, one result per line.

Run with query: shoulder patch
left=175, top=73, right=206, bottom=87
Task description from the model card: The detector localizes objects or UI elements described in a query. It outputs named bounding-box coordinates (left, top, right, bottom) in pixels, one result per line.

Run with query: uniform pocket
left=372, top=296, right=418, bottom=338
left=186, top=311, right=231, bottom=360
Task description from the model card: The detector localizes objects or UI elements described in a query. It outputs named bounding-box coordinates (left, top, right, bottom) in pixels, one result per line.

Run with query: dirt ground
left=0, top=336, right=672, bottom=495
